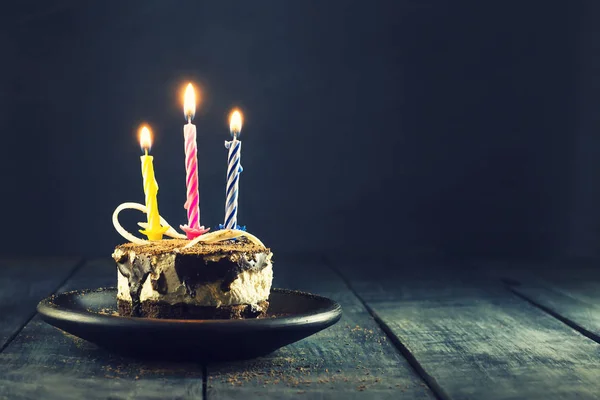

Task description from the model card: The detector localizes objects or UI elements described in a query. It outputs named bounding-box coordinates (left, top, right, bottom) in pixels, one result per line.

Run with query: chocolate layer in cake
left=117, top=299, right=269, bottom=319
left=113, top=238, right=273, bottom=319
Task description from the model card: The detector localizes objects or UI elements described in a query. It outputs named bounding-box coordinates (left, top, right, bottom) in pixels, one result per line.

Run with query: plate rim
left=37, top=287, right=343, bottom=328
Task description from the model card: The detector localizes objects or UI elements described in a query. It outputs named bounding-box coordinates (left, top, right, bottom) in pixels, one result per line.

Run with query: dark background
left=0, top=1, right=594, bottom=260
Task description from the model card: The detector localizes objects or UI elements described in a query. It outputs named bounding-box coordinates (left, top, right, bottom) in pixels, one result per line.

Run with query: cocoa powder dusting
left=115, top=238, right=268, bottom=256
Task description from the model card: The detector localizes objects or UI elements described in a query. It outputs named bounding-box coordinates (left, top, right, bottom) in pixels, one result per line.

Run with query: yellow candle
left=138, top=125, right=168, bottom=241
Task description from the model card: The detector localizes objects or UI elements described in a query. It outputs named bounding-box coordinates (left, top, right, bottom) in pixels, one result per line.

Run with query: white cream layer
left=116, top=252, right=273, bottom=307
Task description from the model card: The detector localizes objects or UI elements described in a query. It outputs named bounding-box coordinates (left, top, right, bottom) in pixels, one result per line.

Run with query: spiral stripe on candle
left=142, top=158, right=159, bottom=229
left=184, top=126, right=200, bottom=230
left=228, top=143, right=239, bottom=163
left=224, top=206, right=237, bottom=229
left=226, top=171, right=239, bottom=199
left=142, top=159, right=156, bottom=199
left=224, top=139, right=242, bottom=229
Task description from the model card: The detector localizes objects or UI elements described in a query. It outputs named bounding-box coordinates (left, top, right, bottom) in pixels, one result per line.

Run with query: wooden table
left=1, top=255, right=600, bottom=399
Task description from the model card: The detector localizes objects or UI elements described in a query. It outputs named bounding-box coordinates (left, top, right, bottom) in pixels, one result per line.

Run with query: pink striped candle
left=180, top=83, right=209, bottom=239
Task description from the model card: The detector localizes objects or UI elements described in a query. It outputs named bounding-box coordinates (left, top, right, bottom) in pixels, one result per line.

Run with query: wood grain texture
left=0, top=259, right=204, bottom=400
left=206, top=259, right=434, bottom=399
left=0, top=257, right=80, bottom=351
left=509, top=283, right=600, bottom=343
left=485, top=260, right=600, bottom=343
left=334, top=260, right=600, bottom=400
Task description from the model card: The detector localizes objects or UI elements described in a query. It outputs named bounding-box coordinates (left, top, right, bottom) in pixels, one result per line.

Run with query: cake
left=113, top=238, right=273, bottom=319
left=111, top=95, right=269, bottom=320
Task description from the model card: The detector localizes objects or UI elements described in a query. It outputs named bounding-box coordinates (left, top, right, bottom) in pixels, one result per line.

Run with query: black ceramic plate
left=37, top=288, right=342, bottom=361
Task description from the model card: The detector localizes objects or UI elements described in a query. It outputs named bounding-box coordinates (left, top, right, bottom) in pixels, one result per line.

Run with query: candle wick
left=187, top=115, right=192, bottom=124
left=145, top=148, right=148, bottom=156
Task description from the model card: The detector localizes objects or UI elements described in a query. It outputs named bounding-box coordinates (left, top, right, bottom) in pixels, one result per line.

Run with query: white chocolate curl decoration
left=112, top=202, right=265, bottom=248
left=112, top=202, right=186, bottom=245
left=183, top=229, right=265, bottom=249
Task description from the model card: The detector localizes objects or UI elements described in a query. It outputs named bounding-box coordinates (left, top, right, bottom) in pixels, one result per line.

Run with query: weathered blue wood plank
left=334, top=260, right=600, bottom=400
left=206, top=259, right=434, bottom=399
left=489, top=260, right=600, bottom=344
left=509, top=283, right=600, bottom=343
left=0, top=257, right=80, bottom=351
left=0, top=259, right=204, bottom=400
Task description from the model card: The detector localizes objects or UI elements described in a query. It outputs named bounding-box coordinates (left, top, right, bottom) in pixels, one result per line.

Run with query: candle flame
left=183, top=83, right=196, bottom=121
left=139, top=125, right=153, bottom=151
left=229, top=109, right=243, bottom=137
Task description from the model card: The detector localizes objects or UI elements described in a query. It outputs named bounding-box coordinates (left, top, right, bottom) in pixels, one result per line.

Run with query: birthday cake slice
left=111, top=88, right=271, bottom=319
left=112, top=237, right=273, bottom=319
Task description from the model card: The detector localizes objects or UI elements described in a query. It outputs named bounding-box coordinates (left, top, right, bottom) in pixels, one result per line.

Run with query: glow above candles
left=180, top=83, right=209, bottom=238
left=138, top=125, right=168, bottom=241
left=224, top=109, right=243, bottom=229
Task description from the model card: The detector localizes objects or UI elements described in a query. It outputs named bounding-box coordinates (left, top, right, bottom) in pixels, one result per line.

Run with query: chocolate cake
left=112, top=238, right=273, bottom=319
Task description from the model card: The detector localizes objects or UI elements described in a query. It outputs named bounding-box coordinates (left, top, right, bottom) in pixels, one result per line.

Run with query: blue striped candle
left=224, top=110, right=243, bottom=229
